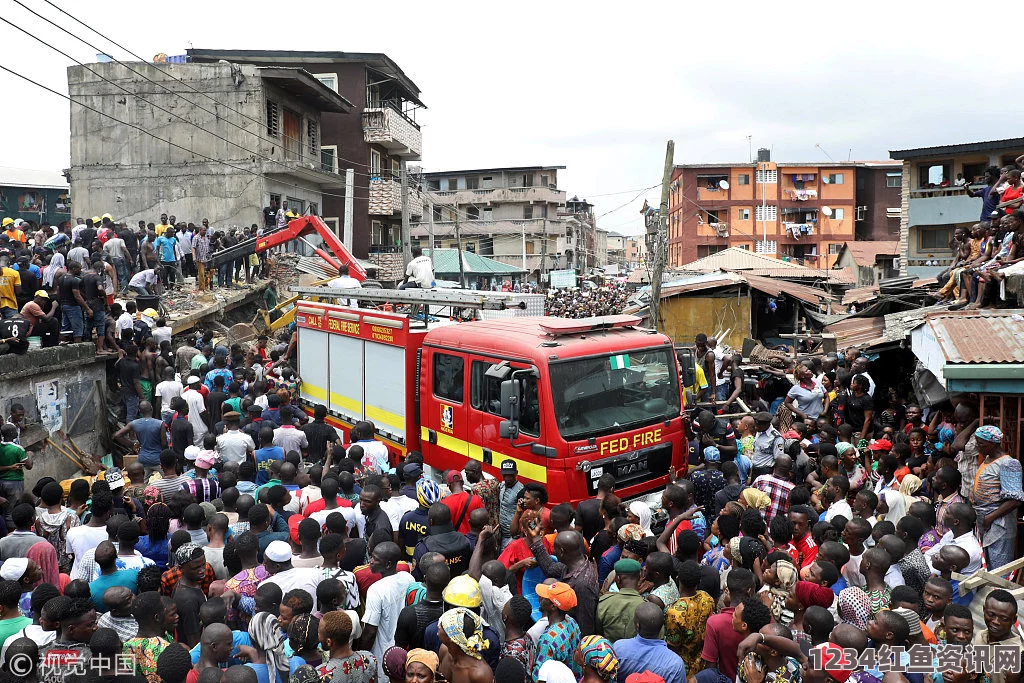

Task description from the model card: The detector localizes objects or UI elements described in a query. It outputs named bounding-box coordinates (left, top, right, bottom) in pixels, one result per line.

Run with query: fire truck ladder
left=290, top=286, right=534, bottom=327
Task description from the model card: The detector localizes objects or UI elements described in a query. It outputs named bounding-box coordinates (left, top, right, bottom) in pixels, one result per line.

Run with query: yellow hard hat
left=91, top=216, right=100, bottom=224
left=142, top=308, right=158, bottom=317
left=102, top=213, right=113, bottom=220
left=1, top=218, right=12, bottom=227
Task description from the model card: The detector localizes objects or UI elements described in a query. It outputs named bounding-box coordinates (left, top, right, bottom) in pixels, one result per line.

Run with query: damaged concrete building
left=67, top=61, right=352, bottom=228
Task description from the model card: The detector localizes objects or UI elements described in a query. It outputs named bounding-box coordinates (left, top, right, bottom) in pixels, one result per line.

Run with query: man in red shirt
left=441, top=470, right=484, bottom=534
left=788, top=505, right=819, bottom=568
left=698, top=568, right=756, bottom=683
left=20, top=290, right=59, bottom=346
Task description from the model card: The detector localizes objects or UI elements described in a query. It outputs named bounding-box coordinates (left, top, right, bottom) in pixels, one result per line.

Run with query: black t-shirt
left=82, top=271, right=105, bottom=310
left=206, top=389, right=227, bottom=426
left=263, top=207, right=276, bottom=228
left=17, top=267, right=38, bottom=297
left=118, top=358, right=142, bottom=395
left=121, top=229, right=139, bottom=251
left=576, top=498, right=603, bottom=544
left=394, top=599, right=445, bottom=651
left=172, top=583, right=206, bottom=644
left=59, top=273, right=83, bottom=306
left=300, top=420, right=341, bottom=462
left=845, top=393, right=875, bottom=435
left=170, top=417, right=194, bottom=457
left=0, top=318, right=30, bottom=352
left=78, top=227, right=96, bottom=247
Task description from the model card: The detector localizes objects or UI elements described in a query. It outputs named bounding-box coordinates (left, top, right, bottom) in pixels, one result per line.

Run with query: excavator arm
left=207, top=216, right=367, bottom=280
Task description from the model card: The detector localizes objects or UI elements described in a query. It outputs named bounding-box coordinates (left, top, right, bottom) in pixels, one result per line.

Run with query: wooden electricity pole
left=649, top=140, right=674, bottom=332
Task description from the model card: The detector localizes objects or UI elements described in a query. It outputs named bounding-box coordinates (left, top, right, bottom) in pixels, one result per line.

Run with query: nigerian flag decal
left=609, top=354, right=631, bottom=370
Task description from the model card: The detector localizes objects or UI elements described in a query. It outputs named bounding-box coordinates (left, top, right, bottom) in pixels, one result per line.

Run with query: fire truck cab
left=295, top=291, right=685, bottom=505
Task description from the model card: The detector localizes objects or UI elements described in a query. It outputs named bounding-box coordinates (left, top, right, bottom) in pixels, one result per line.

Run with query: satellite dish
left=822, top=176, right=830, bottom=184
left=719, top=180, right=730, bottom=190
left=821, top=206, right=833, bottom=217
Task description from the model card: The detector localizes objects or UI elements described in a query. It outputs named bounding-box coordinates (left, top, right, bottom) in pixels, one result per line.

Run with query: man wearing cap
left=526, top=517, right=599, bottom=636
left=749, top=412, right=784, bottom=482
left=262, top=539, right=320, bottom=600
left=960, top=425, right=1024, bottom=573
left=19, top=289, right=59, bottom=346
left=692, top=410, right=738, bottom=463
left=182, top=376, right=209, bottom=447
left=497, top=460, right=523, bottom=548
left=533, top=581, right=582, bottom=679
left=596, top=559, right=645, bottom=642
left=442, top=470, right=485, bottom=535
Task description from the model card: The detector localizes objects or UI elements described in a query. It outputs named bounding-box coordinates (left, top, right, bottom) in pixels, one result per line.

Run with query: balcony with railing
left=368, top=177, right=424, bottom=217
left=425, top=185, right=565, bottom=206
left=362, top=104, right=422, bottom=159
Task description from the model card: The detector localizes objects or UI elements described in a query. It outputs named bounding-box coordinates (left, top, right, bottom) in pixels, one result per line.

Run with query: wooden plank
left=958, top=557, right=1024, bottom=591
left=66, top=380, right=98, bottom=434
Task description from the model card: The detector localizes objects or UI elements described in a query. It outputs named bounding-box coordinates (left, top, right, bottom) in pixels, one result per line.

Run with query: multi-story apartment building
left=667, top=150, right=901, bottom=268
left=413, top=166, right=582, bottom=281
left=188, top=49, right=424, bottom=266
left=68, top=62, right=350, bottom=228
left=889, top=137, right=1024, bottom=276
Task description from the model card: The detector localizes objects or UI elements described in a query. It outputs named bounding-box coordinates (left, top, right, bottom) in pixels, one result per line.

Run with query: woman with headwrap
left=898, top=474, right=928, bottom=503
left=536, top=660, right=577, bottom=683
left=246, top=612, right=290, bottom=683
left=739, top=488, right=771, bottom=515
left=286, top=614, right=324, bottom=676
left=291, top=610, right=377, bottom=683
left=381, top=646, right=407, bottom=683
left=26, top=541, right=68, bottom=593
left=759, top=558, right=799, bottom=625
left=877, top=488, right=909, bottom=525
left=626, top=502, right=654, bottom=537
left=438, top=608, right=493, bottom=683
left=41, top=251, right=65, bottom=291
left=574, top=635, right=619, bottom=683
left=405, top=648, right=440, bottom=683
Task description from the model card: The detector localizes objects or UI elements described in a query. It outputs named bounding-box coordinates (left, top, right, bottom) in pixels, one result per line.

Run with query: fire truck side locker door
left=328, top=333, right=364, bottom=425
left=298, top=327, right=329, bottom=406
left=363, top=342, right=406, bottom=444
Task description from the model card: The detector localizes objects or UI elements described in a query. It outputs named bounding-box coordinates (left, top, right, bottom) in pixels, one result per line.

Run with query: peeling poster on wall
left=35, top=379, right=64, bottom=435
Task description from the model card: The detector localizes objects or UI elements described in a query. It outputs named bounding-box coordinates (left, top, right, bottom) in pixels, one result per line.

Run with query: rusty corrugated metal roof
left=924, top=311, right=1024, bottom=364
left=824, top=315, right=887, bottom=349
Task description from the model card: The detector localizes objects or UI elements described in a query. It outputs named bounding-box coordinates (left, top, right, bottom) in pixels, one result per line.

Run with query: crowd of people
left=0, top=320, right=1017, bottom=683
left=544, top=281, right=630, bottom=318
left=0, top=213, right=270, bottom=355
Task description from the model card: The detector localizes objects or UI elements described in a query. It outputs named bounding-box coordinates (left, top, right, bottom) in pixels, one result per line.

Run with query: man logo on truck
left=441, top=404, right=454, bottom=433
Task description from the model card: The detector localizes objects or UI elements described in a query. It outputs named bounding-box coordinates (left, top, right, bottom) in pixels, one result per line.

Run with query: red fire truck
left=294, top=288, right=686, bottom=505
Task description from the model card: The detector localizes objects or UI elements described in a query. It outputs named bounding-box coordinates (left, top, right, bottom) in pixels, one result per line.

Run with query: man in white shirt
left=217, top=412, right=256, bottom=464
left=154, top=367, right=183, bottom=419
left=262, top=540, right=321, bottom=598
left=359, top=541, right=414, bottom=680
left=400, top=247, right=434, bottom=290
left=277, top=201, right=289, bottom=229
left=924, top=502, right=984, bottom=574
left=328, top=264, right=362, bottom=306
left=823, top=474, right=854, bottom=522
left=182, top=376, right=208, bottom=447
left=273, top=406, right=308, bottom=456
left=850, top=357, right=876, bottom=396
left=116, top=301, right=137, bottom=339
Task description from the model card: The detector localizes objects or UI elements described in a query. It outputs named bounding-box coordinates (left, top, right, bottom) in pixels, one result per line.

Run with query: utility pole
left=540, top=218, right=547, bottom=290
left=427, top=201, right=435, bottom=257
left=343, top=168, right=354, bottom=247
left=649, top=140, right=674, bottom=333
left=400, top=160, right=411, bottom=264
left=454, top=214, right=467, bottom=288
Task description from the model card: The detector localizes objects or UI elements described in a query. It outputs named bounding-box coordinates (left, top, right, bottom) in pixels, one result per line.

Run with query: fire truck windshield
left=549, top=347, right=680, bottom=441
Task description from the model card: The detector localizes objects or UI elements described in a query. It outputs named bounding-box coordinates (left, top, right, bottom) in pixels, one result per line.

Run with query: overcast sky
left=0, top=0, right=1015, bottom=235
